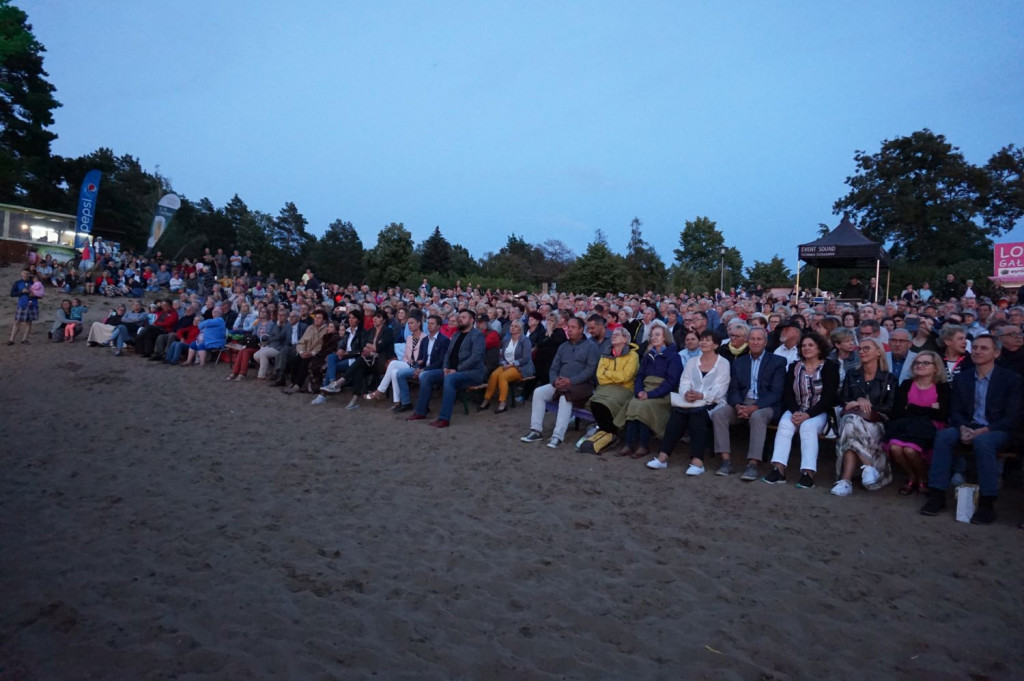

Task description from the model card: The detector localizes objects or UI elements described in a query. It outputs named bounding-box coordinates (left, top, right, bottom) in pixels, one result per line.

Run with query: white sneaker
left=546, top=437, right=562, bottom=449
left=685, top=464, right=706, bottom=476
left=310, top=395, right=326, bottom=405
left=830, top=480, right=853, bottom=497
left=646, top=458, right=668, bottom=470
left=321, top=381, right=342, bottom=394
left=861, top=465, right=880, bottom=486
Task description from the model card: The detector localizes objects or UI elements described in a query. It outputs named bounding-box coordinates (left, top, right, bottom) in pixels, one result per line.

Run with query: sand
left=1, top=266, right=1023, bottom=680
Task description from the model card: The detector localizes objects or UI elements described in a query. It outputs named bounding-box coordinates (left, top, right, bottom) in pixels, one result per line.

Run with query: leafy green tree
left=672, top=216, right=742, bottom=292
left=0, top=0, right=61, bottom=204
left=166, top=196, right=234, bottom=258
left=273, top=202, right=310, bottom=256
left=746, top=255, right=793, bottom=287
left=624, top=217, right=667, bottom=293
left=448, top=243, right=477, bottom=277
left=833, top=129, right=1020, bottom=266
left=310, top=219, right=364, bottom=285
left=418, top=225, right=452, bottom=275
left=984, top=144, right=1024, bottom=232
left=478, top=233, right=543, bottom=284
left=364, top=222, right=415, bottom=286
left=559, top=238, right=627, bottom=294
left=237, top=210, right=277, bottom=276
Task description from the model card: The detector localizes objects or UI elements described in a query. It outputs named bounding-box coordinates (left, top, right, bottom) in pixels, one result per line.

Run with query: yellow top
left=596, top=344, right=639, bottom=388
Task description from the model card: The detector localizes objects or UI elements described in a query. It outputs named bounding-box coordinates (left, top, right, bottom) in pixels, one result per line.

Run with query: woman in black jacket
left=831, top=337, right=898, bottom=496
left=763, top=331, right=840, bottom=488
left=532, top=311, right=567, bottom=387
left=339, top=309, right=395, bottom=410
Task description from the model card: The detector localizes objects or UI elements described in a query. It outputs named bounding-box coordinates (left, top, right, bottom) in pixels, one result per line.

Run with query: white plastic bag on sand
left=955, top=484, right=978, bottom=523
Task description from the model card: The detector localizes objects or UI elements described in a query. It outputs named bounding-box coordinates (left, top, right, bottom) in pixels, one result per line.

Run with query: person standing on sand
left=8, top=270, right=41, bottom=345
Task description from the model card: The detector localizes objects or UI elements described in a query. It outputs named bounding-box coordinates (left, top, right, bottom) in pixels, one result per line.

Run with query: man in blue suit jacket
left=710, top=327, right=788, bottom=480
left=392, top=314, right=450, bottom=412
left=921, top=334, right=1022, bottom=524
left=408, top=309, right=485, bottom=428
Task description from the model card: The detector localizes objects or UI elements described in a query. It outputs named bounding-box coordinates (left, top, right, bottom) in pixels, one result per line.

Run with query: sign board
left=799, top=245, right=837, bottom=258
left=994, top=242, right=1024, bottom=278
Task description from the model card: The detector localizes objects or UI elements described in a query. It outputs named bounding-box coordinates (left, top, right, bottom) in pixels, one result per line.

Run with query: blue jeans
left=929, top=426, right=1010, bottom=497
left=165, top=340, right=186, bottom=364
left=392, top=364, right=416, bottom=405
left=325, top=355, right=355, bottom=384
left=415, top=370, right=478, bottom=421
left=111, top=325, right=132, bottom=349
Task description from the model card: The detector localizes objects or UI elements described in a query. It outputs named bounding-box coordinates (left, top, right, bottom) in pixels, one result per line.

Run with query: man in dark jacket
left=391, top=314, right=450, bottom=413
left=940, top=273, right=963, bottom=301
left=407, top=309, right=484, bottom=428
left=921, top=335, right=1022, bottom=524
left=711, top=327, right=788, bottom=480
left=272, top=311, right=308, bottom=386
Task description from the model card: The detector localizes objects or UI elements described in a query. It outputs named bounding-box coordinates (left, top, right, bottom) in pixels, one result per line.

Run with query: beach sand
left=1, top=267, right=1023, bottom=680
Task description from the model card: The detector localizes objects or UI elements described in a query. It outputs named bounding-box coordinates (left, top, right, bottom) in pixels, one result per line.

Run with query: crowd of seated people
left=21, top=244, right=1024, bottom=525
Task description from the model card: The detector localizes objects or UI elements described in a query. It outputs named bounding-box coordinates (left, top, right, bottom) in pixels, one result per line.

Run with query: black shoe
left=47, top=331, right=52, bottom=339
left=970, top=507, right=997, bottom=525
left=392, top=403, right=413, bottom=413
left=971, top=497, right=997, bottom=525
left=919, top=490, right=947, bottom=516
left=796, top=473, right=815, bottom=489
left=761, top=468, right=786, bottom=485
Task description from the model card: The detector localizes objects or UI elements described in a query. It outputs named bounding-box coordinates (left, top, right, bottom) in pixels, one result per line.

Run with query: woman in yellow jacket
left=583, top=326, right=639, bottom=452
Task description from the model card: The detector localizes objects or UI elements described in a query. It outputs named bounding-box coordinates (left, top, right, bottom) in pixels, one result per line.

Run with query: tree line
left=2, top=1, right=1021, bottom=296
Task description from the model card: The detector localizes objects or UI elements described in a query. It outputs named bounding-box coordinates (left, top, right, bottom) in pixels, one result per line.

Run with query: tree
left=310, top=219, right=364, bottom=285
left=984, top=144, right=1024, bottom=233
left=833, top=129, right=1020, bottom=266
left=448, top=243, right=477, bottom=277
left=746, top=255, right=793, bottom=287
left=169, top=196, right=234, bottom=257
left=364, top=222, right=415, bottom=287
left=418, top=225, right=452, bottom=275
left=624, top=217, right=667, bottom=293
left=273, top=202, right=310, bottom=256
left=559, top=238, right=627, bottom=294
left=0, top=0, right=61, bottom=203
left=478, top=233, right=543, bottom=284
left=672, top=216, right=742, bottom=292
left=535, top=238, right=576, bottom=284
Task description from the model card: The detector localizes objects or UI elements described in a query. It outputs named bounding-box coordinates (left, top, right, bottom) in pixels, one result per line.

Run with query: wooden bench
left=457, top=376, right=538, bottom=414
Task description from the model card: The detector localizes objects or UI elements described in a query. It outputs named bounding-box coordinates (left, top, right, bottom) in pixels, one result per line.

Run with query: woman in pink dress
left=883, top=350, right=950, bottom=495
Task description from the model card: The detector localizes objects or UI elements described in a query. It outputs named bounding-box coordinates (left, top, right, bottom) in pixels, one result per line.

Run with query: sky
left=19, top=0, right=1024, bottom=270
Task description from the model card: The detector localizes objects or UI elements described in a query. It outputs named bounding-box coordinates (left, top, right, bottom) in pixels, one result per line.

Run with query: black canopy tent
left=796, top=217, right=890, bottom=301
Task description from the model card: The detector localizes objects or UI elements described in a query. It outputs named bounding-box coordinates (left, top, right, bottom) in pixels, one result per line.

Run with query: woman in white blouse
left=647, top=330, right=731, bottom=474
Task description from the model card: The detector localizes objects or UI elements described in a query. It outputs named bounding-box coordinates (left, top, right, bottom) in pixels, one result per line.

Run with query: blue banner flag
left=74, top=169, right=102, bottom=248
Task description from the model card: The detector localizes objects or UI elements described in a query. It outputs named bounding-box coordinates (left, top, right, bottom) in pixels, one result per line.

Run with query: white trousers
left=770, top=411, right=828, bottom=472
left=530, top=383, right=574, bottom=441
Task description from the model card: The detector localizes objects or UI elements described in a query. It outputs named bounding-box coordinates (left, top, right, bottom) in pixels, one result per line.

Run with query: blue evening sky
left=21, top=0, right=1024, bottom=270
